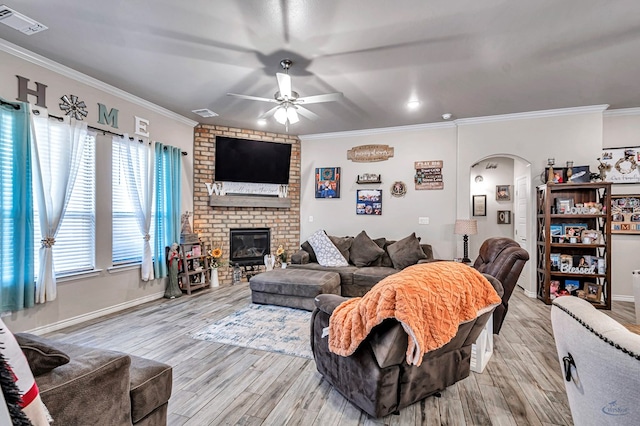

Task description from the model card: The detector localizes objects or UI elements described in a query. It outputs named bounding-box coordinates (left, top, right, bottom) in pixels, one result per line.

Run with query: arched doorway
left=468, top=154, right=535, bottom=296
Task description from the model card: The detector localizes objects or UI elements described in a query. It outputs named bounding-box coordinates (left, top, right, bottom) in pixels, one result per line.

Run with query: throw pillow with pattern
left=307, top=230, right=349, bottom=267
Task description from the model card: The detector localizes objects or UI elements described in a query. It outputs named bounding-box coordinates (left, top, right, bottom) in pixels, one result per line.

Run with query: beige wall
left=299, top=124, right=458, bottom=260
left=0, top=45, right=196, bottom=332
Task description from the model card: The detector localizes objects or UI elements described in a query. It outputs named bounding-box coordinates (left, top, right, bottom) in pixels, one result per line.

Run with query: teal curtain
left=153, top=142, right=182, bottom=279
left=0, top=99, right=34, bottom=312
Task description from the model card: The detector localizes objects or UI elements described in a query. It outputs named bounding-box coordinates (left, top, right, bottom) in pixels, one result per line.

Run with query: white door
left=514, top=175, right=531, bottom=291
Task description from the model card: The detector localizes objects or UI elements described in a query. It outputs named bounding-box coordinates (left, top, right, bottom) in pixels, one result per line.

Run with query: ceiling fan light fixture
left=287, top=107, right=300, bottom=124
left=274, top=107, right=288, bottom=124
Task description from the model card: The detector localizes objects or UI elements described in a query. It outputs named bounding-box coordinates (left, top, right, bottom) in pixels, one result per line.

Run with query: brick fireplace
left=192, top=125, right=300, bottom=284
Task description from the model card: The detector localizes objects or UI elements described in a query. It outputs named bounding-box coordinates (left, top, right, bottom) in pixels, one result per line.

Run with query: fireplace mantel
left=209, top=195, right=291, bottom=209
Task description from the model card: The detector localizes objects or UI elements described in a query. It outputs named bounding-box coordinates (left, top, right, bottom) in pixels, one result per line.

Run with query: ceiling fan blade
left=276, top=73, right=292, bottom=98
left=296, top=106, right=320, bottom=121
left=297, top=92, right=343, bottom=104
left=259, top=105, right=281, bottom=119
left=227, top=93, right=277, bottom=103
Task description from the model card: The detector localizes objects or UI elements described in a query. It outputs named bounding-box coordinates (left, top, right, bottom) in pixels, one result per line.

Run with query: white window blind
left=112, top=139, right=154, bottom=265
left=1, top=113, right=17, bottom=282
left=33, top=134, right=96, bottom=275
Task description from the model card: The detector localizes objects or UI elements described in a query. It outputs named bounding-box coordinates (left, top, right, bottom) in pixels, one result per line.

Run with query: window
left=112, top=139, right=154, bottom=265
left=33, top=134, right=96, bottom=275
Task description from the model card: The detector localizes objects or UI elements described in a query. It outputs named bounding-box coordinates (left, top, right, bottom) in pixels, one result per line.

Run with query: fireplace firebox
left=229, top=228, right=270, bottom=266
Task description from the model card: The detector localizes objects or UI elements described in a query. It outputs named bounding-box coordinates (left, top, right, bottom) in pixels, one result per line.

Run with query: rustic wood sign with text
left=414, top=160, right=444, bottom=190
left=347, top=144, right=394, bottom=162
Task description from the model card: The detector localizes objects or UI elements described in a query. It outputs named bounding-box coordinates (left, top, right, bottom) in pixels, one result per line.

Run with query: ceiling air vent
left=0, top=5, right=48, bottom=35
left=192, top=108, right=218, bottom=118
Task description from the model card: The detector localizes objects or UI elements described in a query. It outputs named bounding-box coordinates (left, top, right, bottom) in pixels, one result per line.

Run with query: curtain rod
left=30, top=109, right=188, bottom=156
left=0, top=99, right=21, bottom=110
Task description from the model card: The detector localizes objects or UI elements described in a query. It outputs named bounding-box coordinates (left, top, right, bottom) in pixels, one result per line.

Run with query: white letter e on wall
left=135, top=116, right=150, bottom=137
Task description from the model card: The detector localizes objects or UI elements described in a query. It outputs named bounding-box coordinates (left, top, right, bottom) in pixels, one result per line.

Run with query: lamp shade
left=454, top=219, right=478, bottom=235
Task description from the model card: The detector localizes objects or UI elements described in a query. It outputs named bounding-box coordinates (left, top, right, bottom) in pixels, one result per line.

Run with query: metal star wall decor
left=59, top=94, right=88, bottom=120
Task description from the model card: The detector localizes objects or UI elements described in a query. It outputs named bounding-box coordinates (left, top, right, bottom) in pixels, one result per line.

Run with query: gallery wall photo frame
left=356, top=189, right=382, bottom=215
left=497, top=210, right=511, bottom=224
left=496, top=185, right=511, bottom=201
left=315, top=167, right=341, bottom=198
left=600, top=146, right=640, bottom=184
left=472, top=195, right=487, bottom=216
left=611, top=194, right=640, bottom=234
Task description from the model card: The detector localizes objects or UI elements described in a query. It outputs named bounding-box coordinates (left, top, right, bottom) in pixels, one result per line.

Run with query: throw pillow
left=328, top=236, right=353, bottom=262
left=307, top=230, right=349, bottom=267
left=349, top=231, right=385, bottom=267
left=15, top=334, right=71, bottom=376
left=386, top=233, right=427, bottom=270
left=300, top=241, right=318, bottom=263
left=0, top=319, right=52, bottom=425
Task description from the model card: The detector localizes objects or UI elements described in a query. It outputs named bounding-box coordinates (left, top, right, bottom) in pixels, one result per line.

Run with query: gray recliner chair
left=310, top=274, right=503, bottom=418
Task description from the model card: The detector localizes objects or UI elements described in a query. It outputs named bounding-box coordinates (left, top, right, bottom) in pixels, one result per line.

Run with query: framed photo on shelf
left=496, top=185, right=511, bottom=201
left=611, top=194, right=640, bottom=234
left=555, top=197, right=574, bottom=214
left=580, top=229, right=602, bottom=244
left=497, top=210, right=511, bottom=224
left=584, top=282, right=602, bottom=302
left=563, top=223, right=588, bottom=242
left=472, top=195, right=487, bottom=216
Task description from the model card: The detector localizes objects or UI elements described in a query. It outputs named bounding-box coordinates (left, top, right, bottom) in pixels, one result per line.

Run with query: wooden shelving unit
left=178, top=242, right=210, bottom=295
left=536, top=182, right=611, bottom=309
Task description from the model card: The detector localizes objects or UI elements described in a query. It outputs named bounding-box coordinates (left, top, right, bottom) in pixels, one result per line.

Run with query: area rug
left=189, top=304, right=313, bottom=359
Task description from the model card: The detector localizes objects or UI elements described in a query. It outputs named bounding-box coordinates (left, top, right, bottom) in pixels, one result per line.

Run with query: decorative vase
left=264, top=254, right=276, bottom=271
left=281, top=262, right=287, bottom=269
left=211, top=268, right=219, bottom=287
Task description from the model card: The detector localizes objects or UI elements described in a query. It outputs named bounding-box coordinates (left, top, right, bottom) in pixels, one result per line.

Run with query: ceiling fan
left=227, top=59, right=343, bottom=129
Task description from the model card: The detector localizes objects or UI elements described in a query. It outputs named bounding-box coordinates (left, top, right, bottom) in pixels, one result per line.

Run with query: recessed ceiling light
left=407, top=100, right=421, bottom=109
left=257, top=119, right=267, bottom=126
left=442, top=113, right=453, bottom=120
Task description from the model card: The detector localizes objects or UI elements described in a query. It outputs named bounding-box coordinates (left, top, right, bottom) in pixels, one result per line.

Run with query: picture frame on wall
left=600, top=147, right=640, bottom=184
left=496, top=185, right=511, bottom=201
left=472, top=195, right=487, bottom=216
left=356, top=189, right=382, bottom=215
left=611, top=194, right=640, bottom=234
left=497, top=210, right=511, bottom=224
left=315, top=167, right=341, bottom=198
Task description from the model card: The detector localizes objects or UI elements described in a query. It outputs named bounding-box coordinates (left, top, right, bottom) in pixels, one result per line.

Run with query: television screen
left=214, top=137, right=292, bottom=185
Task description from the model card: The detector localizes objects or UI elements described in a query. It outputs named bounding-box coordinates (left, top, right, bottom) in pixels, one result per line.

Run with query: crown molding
left=0, top=39, right=199, bottom=128
left=604, top=107, right=640, bottom=117
left=455, top=104, right=610, bottom=125
left=299, top=121, right=456, bottom=141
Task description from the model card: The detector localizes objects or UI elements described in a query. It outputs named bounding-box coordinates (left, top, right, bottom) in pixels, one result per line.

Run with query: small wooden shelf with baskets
left=178, top=242, right=210, bottom=294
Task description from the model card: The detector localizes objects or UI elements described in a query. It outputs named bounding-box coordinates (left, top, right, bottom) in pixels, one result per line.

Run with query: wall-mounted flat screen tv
left=214, top=136, right=292, bottom=185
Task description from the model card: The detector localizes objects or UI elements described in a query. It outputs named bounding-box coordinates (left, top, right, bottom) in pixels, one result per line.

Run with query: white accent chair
left=551, top=296, right=640, bottom=425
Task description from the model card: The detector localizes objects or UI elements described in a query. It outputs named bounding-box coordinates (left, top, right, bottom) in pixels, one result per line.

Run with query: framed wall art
left=496, top=185, right=511, bottom=201
left=315, top=167, right=340, bottom=198
left=356, top=189, right=382, bottom=215
left=497, top=210, right=511, bottom=224
left=472, top=195, right=486, bottom=216
left=611, top=194, right=640, bottom=234
left=600, top=147, right=640, bottom=183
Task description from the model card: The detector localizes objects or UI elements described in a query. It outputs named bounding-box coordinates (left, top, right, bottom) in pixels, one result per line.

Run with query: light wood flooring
left=44, top=284, right=636, bottom=425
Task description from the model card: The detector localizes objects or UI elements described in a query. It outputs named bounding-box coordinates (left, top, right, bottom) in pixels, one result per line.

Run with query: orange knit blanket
left=328, top=262, right=501, bottom=366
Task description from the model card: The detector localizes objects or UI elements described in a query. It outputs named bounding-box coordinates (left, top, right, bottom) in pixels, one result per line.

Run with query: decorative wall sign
left=356, top=173, right=381, bottom=183
left=135, top=116, right=150, bottom=137
left=600, top=147, right=640, bottom=183
left=356, top=189, right=382, bottom=215
left=98, top=103, right=119, bottom=128
left=59, top=94, right=88, bottom=120
left=414, top=160, right=443, bottom=190
left=315, top=167, right=340, bottom=198
left=16, top=75, right=47, bottom=107
left=611, top=194, right=640, bottom=234
left=390, top=181, right=407, bottom=197
left=497, top=210, right=511, bottom=224
left=347, top=144, right=394, bottom=162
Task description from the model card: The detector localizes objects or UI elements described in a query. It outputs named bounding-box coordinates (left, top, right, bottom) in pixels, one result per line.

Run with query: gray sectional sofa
left=289, top=231, right=434, bottom=297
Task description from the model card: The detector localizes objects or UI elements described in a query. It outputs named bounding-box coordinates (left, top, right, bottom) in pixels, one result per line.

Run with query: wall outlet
left=308, top=215, right=314, bottom=222
left=418, top=217, right=429, bottom=225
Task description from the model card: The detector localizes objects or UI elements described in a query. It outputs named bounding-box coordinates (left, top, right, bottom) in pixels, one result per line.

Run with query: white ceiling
left=2, top=0, right=640, bottom=135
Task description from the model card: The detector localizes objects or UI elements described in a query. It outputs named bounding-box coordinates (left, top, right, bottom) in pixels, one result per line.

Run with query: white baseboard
left=523, top=289, right=537, bottom=298
left=27, top=292, right=165, bottom=335
left=612, top=294, right=635, bottom=303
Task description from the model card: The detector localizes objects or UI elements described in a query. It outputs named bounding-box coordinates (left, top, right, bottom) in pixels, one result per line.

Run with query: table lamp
left=454, top=219, right=478, bottom=263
